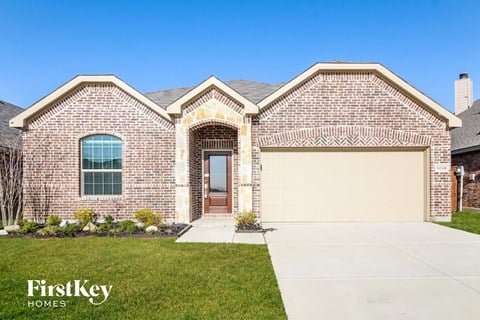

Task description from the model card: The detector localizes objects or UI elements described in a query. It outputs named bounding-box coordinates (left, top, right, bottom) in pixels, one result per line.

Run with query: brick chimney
left=455, top=73, right=473, bottom=114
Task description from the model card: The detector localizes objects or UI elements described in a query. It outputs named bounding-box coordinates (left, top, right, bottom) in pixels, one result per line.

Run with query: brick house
left=451, top=73, right=480, bottom=209
left=10, top=63, right=460, bottom=222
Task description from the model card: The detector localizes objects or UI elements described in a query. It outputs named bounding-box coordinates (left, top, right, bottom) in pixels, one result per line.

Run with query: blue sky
left=0, top=0, right=478, bottom=112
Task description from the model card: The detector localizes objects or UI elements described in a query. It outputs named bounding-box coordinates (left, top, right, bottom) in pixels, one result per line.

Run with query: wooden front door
left=203, top=151, right=232, bottom=214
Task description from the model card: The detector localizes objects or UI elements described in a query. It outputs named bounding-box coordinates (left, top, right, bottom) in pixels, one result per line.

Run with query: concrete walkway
left=176, top=218, right=265, bottom=244
left=264, top=222, right=480, bottom=320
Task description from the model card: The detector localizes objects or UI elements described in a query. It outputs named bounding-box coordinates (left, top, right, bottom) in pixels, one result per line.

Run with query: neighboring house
left=10, top=62, right=461, bottom=223
left=451, top=73, right=480, bottom=208
left=0, top=100, right=22, bottom=148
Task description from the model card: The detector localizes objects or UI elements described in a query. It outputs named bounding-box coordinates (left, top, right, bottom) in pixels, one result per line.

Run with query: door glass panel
left=209, top=155, right=227, bottom=192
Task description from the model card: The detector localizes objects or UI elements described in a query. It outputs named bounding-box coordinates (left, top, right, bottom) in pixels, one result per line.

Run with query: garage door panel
left=261, top=150, right=425, bottom=222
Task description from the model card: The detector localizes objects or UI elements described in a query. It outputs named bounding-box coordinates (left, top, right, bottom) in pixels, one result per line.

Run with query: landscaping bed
left=2, top=208, right=189, bottom=238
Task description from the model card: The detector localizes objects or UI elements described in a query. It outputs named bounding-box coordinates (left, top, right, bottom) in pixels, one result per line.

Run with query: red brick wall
left=22, top=84, right=175, bottom=221
left=452, top=151, right=480, bottom=209
left=252, top=72, right=452, bottom=220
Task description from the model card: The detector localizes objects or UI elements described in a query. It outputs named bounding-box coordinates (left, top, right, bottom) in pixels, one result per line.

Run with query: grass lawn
left=437, top=211, right=480, bottom=235
left=0, top=237, right=286, bottom=320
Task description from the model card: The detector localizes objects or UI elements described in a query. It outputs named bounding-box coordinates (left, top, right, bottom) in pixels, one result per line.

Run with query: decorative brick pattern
left=258, top=126, right=431, bottom=147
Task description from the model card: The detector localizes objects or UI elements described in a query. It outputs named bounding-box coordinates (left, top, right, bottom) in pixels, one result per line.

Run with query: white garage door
left=261, top=149, right=426, bottom=222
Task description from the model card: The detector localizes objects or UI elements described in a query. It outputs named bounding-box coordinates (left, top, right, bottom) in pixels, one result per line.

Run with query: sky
left=0, top=0, right=479, bottom=112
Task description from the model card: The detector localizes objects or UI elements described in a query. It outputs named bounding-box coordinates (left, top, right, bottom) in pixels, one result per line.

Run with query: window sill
left=81, top=195, right=122, bottom=201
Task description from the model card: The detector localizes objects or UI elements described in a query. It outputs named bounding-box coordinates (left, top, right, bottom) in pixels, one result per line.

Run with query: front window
left=81, top=135, right=122, bottom=195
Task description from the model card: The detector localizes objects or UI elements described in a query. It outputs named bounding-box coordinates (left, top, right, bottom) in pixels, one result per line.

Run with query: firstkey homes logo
left=27, top=279, right=113, bottom=308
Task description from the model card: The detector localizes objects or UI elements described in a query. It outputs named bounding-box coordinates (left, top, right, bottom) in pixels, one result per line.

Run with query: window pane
left=104, top=172, right=113, bottom=184
left=84, top=172, right=93, bottom=184
left=209, top=155, right=227, bottom=192
left=84, top=184, right=94, bottom=195
left=113, top=183, right=122, bottom=195
left=104, top=184, right=113, bottom=195
left=113, top=172, right=122, bottom=184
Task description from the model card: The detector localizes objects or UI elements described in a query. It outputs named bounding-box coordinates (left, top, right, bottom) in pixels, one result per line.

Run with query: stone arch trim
left=257, top=126, right=432, bottom=147
left=188, top=118, right=241, bottom=131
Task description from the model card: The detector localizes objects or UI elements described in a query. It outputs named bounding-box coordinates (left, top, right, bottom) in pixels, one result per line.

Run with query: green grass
left=437, top=211, right=480, bottom=235
left=0, top=237, right=286, bottom=320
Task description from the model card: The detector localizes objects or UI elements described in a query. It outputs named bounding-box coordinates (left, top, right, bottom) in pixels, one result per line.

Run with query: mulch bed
left=6, top=223, right=190, bottom=238
left=235, top=223, right=264, bottom=233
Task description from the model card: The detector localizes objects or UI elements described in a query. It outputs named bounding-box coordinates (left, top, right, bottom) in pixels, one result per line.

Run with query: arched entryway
left=189, top=124, right=238, bottom=221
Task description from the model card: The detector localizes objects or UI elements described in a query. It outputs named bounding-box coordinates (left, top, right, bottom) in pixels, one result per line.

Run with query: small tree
left=23, top=138, right=56, bottom=223
left=0, top=139, right=23, bottom=226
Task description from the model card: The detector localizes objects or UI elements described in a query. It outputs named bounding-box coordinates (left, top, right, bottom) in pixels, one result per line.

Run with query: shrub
left=235, top=211, right=257, bottom=226
left=74, top=208, right=96, bottom=225
left=36, top=226, right=62, bottom=236
left=0, top=220, right=3, bottom=229
left=96, top=223, right=112, bottom=233
left=104, top=215, right=114, bottom=227
left=20, top=220, right=40, bottom=234
left=62, top=224, right=81, bottom=235
left=134, top=208, right=165, bottom=227
left=119, top=220, right=138, bottom=234
left=46, top=215, right=62, bottom=226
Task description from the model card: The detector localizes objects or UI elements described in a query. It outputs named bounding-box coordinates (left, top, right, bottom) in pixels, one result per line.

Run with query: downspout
left=457, top=166, right=464, bottom=211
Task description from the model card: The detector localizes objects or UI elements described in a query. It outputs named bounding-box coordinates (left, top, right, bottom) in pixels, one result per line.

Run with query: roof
left=451, top=99, right=480, bottom=154
left=144, top=80, right=283, bottom=108
left=10, top=62, right=461, bottom=130
left=0, top=100, right=22, bottom=147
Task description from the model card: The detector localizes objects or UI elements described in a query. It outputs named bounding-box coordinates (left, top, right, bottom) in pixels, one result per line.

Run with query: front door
left=203, top=151, right=232, bottom=214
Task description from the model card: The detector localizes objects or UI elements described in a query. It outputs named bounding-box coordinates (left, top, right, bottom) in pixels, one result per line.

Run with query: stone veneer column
left=175, top=120, right=191, bottom=223
left=238, top=119, right=253, bottom=213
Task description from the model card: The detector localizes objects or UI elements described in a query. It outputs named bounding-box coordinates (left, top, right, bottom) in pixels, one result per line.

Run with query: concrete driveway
left=264, top=222, right=480, bottom=320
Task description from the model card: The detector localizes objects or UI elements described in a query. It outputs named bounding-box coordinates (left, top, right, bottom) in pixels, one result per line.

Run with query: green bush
left=235, top=211, right=257, bottom=226
left=118, top=220, right=138, bottom=234
left=62, top=224, right=81, bottom=235
left=104, top=215, right=114, bottom=226
left=46, top=215, right=61, bottom=226
left=73, top=208, right=96, bottom=225
left=96, top=223, right=112, bottom=233
left=0, top=220, right=3, bottom=229
left=36, top=226, right=62, bottom=236
left=134, top=208, right=165, bottom=227
left=20, top=221, right=40, bottom=234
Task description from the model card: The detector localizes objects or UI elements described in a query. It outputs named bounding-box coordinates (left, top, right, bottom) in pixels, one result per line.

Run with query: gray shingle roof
left=144, top=80, right=284, bottom=108
left=0, top=100, right=22, bottom=148
left=451, top=99, right=480, bottom=154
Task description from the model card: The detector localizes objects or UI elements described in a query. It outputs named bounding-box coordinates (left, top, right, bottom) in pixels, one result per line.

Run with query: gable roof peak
left=10, top=75, right=171, bottom=128
left=165, top=76, right=259, bottom=115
